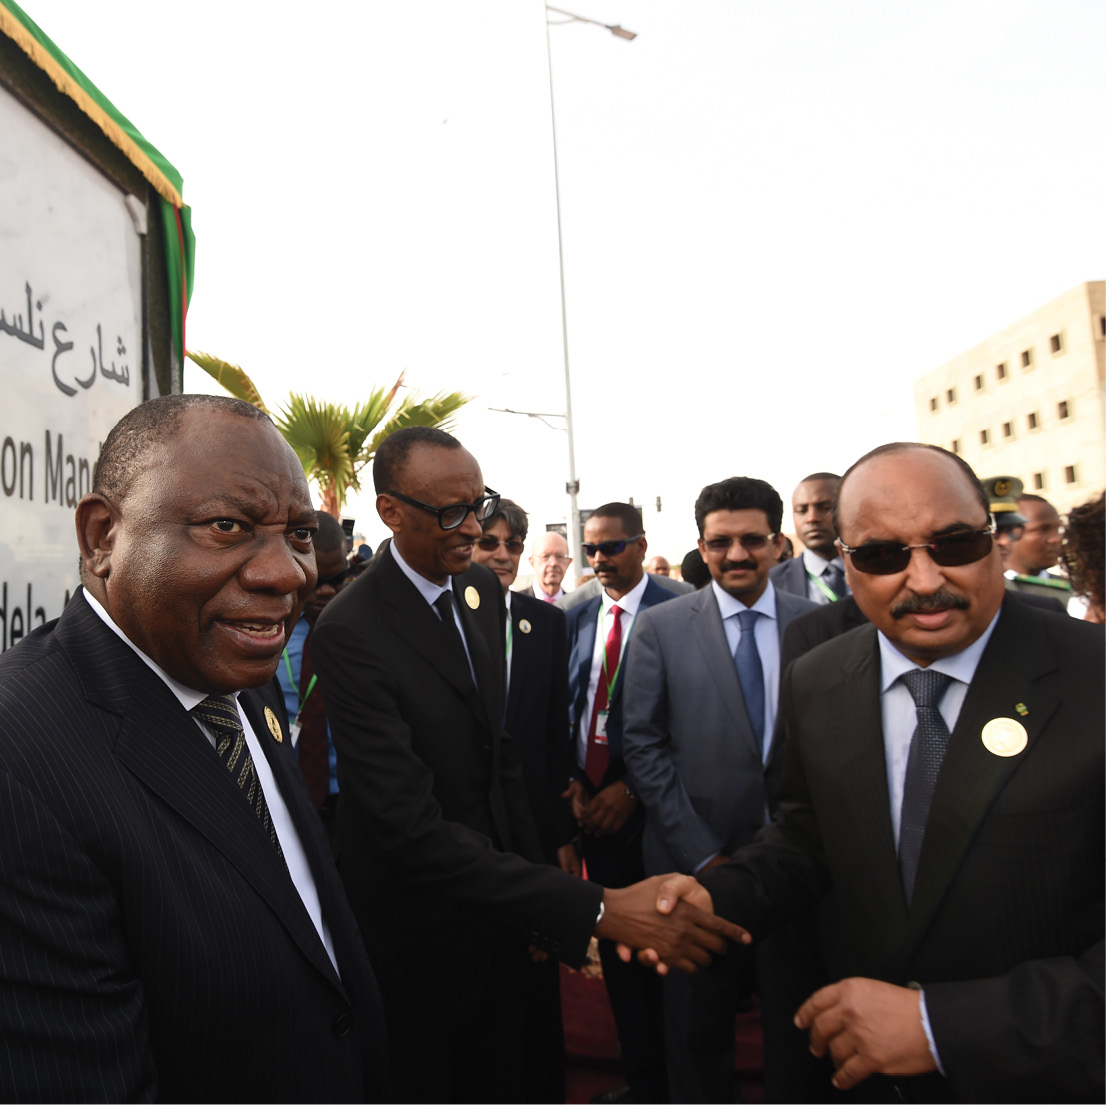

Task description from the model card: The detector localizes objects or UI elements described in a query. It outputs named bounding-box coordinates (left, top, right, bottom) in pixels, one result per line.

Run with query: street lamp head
left=608, top=24, right=637, bottom=40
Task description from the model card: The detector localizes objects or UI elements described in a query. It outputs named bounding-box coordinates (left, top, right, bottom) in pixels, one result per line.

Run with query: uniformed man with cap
left=981, top=476, right=1071, bottom=611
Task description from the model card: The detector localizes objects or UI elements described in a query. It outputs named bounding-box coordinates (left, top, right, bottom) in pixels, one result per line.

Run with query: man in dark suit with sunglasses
left=311, top=431, right=748, bottom=1103
left=686, top=442, right=1104, bottom=1102
left=563, top=501, right=683, bottom=1102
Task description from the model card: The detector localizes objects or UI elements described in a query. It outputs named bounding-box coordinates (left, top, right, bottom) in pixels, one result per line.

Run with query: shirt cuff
left=917, top=988, right=945, bottom=1075
left=693, top=851, right=720, bottom=874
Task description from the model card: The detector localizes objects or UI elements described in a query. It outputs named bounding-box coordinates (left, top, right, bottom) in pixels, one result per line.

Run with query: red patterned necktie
left=585, top=604, right=623, bottom=787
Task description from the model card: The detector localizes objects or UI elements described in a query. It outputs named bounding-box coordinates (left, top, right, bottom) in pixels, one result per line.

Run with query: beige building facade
left=914, top=281, right=1105, bottom=513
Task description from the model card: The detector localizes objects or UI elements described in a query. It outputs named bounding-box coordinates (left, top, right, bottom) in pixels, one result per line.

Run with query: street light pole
left=542, top=3, right=635, bottom=584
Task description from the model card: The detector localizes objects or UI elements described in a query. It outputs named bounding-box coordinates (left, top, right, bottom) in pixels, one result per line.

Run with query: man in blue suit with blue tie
left=564, top=501, right=681, bottom=1102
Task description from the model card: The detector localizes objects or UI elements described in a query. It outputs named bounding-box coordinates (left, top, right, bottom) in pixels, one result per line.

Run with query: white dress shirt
left=575, top=573, right=649, bottom=769
left=391, top=541, right=477, bottom=685
left=82, top=588, right=339, bottom=974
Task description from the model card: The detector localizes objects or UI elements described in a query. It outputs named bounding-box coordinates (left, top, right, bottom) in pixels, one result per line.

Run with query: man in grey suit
left=771, top=472, right=850, bottom=606
left=622, top=476, right=816, bottom=1100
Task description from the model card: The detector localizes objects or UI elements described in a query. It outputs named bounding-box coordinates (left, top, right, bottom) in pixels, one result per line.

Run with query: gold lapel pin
left=1014, top=702, right=1029, bottom=717
left=464, top=585, right=480, bottom=610
left=519, top=619, right=532, bottom=634
left=264, top=707, right=284, bottom=743
left=981, top=717, right=1027, bottom=758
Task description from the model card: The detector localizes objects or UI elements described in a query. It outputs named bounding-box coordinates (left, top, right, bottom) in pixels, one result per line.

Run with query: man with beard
left=675, top=443, right=1104, bottom=1102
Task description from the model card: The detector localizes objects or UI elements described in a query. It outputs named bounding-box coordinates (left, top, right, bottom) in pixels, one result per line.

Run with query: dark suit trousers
left=583, top=825, right=668, bottom=1103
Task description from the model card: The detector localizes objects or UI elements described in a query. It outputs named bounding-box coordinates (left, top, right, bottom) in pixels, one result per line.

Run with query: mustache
left=891, top=589, right=971, bottom=619
left=719, top=559, right=758, bottom=572
left=594, top=564, right=618, bottom=575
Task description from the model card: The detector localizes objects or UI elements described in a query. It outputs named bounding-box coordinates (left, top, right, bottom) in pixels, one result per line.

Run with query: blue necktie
left=822, top=561, right=847, bottom=599
left=734, top=610, right=765, bottom=755
left=898, top=668, right=953, bottom=904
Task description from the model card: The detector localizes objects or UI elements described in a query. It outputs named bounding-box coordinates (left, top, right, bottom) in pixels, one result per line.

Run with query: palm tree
left=187, top=352, right=469, bottom=516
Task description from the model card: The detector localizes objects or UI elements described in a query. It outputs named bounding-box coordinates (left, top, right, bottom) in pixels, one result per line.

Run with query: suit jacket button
left=332, top=1013, right=353, bottom=1038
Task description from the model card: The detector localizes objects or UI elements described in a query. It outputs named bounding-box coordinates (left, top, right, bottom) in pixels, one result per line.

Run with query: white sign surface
left=0, top=82, right=144, bottom=648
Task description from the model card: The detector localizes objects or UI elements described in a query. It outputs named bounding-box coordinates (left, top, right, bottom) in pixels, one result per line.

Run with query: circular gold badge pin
left=464, top=585, right=480, bottom=610
left=981, top=717, right=1027, bottom=757
left=519, top=619, right=532, bottom=634
left=264, top=706, right=284, bottom=743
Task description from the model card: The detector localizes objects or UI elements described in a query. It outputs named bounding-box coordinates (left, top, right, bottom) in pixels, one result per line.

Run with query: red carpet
left=560, top=964, right=765, bottom=1103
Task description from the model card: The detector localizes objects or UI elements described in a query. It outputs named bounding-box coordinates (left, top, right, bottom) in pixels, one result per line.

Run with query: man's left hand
left=794, top=977, right=937, bottom=1090
left=580, top=781, right=637, bottom=836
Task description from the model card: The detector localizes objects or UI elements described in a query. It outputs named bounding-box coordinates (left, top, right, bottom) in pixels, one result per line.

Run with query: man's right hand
left=561, top=779, right=589, bottom=822
left=597, top=874, right=751, bottom=975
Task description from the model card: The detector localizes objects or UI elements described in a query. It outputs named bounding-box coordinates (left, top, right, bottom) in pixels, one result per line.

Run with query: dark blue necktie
left=822, top=561, right=847, bottom=599
left=898, top=668, right=953, bottom=904
left=734, top=610, right=765, bottom=755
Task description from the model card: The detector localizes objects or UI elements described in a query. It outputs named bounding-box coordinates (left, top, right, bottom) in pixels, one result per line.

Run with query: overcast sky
left=22, top=0, right=1105, bottom=571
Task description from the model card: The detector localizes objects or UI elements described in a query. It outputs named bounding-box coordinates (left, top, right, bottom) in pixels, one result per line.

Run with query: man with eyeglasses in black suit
left=310, top=431, right=750, bottom=1103
left=658, top=443, right=1104, bottom=1102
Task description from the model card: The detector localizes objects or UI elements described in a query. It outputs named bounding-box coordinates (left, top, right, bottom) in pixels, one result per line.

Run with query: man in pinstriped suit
left=0, top=396, right=387, bottom=1101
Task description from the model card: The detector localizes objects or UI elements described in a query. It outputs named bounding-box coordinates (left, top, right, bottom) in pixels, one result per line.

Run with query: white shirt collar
left=878, top=605, right=1002, bottom=694
left=391, top=538, right=454, bottom=607
left=81, top=587, right=220, bottom=711
left=600, top=571, right=650, bottom=618
left=710, top=577, right=778, bottom=621
left=802, top=548, right=841, bottom=576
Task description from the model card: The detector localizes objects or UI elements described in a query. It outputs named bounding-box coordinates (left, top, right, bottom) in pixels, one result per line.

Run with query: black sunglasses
left=315, top=565, right=351, bottom=589
left=387, top=488, right=500, bottom=531
left=477, top=535, right=526, bottom=555
left=702, top=533, right=777, bottom=554
left=839, top=526, right=994, bottom=576
left=583, top=534, right=643, bottom=558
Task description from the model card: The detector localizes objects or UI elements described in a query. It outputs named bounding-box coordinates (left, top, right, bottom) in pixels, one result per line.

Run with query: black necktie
left=435, top=590, right=473, bottom=679
left=193, top=695, right=284, bottom=860
left=898, top=668, right=953, bottom=904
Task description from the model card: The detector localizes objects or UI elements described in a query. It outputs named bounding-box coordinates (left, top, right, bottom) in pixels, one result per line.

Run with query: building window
left=1002, top=421, right=1013, bottom=438
left=973, top=374, right=984, bottom=391
left=1064, top=465, right=1077, bottom=484
left=1020, top=348, right=1033, bottom=368
left=1032, top=472, right=1045, bottom=490
left=1099, top=315, right=1106, bottom=339
left=996, top=362, right=1008, bottom=381
left=1049, top=332, right=1063, bottom=354
left=929, top=397, right=938, bottom=412
left=951, top=438, right=961, bottom=454
left=946, top=387, right=957, bottom=404
left=1027, top=412, right=1039, bottom=431
left=979, top=428, right=990, bottom=445
left=1058, top=399, right=1070, bottom=419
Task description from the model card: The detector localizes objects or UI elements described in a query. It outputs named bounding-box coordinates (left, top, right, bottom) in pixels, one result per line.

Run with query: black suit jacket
left=312, top=547, right=600, bottom=1005
left=504, top=590, right=575, bottom=862
left=705, top=595, right=1104, bottom=1101
left=0, top=591, right=387, bottom=1102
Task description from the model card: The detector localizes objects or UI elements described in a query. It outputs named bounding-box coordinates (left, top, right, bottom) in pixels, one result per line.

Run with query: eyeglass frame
left=582, top=534, right=645, bottom=559
left=700, top=532, right=778, bottom=554
left=838, top=520, right=996, bottom=576
left=476, top=534, right=526, bottom=556
left=385, top=487, right=500, bottom=531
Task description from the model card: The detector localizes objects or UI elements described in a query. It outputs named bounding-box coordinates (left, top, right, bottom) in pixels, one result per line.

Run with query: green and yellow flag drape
left=0, top=0, right=195, bottom=380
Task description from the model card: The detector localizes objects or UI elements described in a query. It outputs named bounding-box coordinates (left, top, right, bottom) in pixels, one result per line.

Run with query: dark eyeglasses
left=839, top=526, right=994, bottom=576
left=476, top=535, right=525, bottom=555
left=387, top=488, right=500, bottom=530
left=315, top=564, right=351, bottom=589
left=702, top=533, right=777, bottom=554
left=583, top=534, right=643, bottom=558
